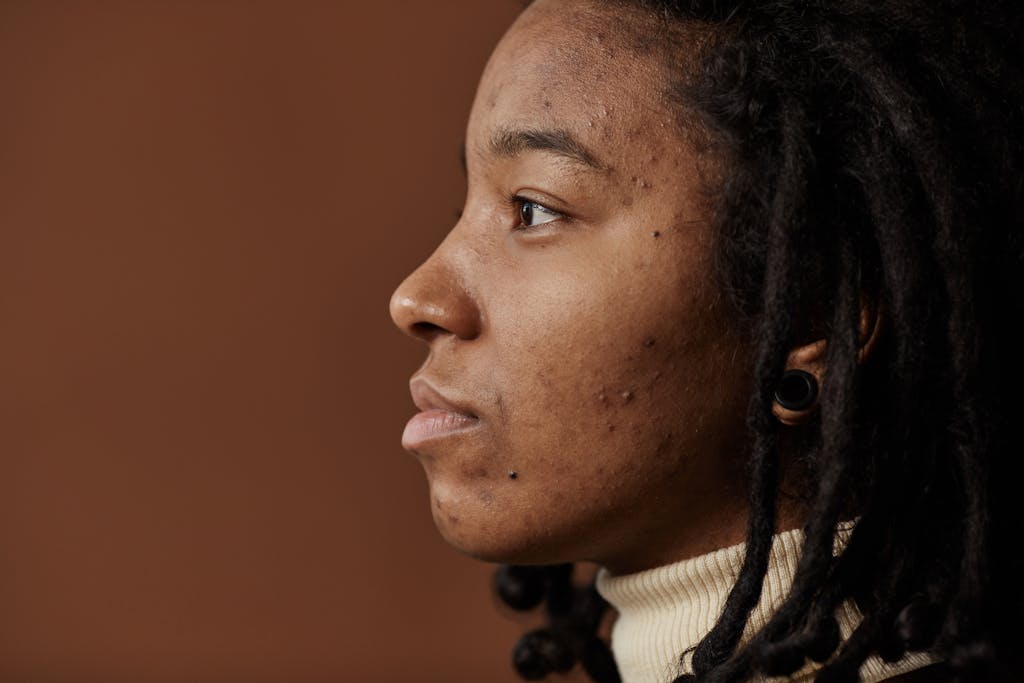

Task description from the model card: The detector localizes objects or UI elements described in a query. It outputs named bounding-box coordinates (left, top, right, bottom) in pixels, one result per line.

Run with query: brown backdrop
left=0, top=2, right=577, bottom=681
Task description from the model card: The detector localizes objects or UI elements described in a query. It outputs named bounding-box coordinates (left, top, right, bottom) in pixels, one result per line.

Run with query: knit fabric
left=595, top=525, right=935, bottom=682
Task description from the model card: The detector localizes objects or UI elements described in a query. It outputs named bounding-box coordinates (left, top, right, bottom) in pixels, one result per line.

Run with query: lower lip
left=402, top=409, right=480, bottom=450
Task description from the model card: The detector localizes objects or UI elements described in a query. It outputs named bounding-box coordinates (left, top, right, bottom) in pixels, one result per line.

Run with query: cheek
left=489, top=260, right=728, bottom=485
left=496, top=252, right=714, bottom=417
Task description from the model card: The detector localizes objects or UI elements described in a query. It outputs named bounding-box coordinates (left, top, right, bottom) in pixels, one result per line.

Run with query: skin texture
left=390, top=0, right=761, bottom=575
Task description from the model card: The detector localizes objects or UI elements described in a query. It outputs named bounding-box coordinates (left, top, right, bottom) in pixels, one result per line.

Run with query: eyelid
left=512, top=194, right=567, bottom=230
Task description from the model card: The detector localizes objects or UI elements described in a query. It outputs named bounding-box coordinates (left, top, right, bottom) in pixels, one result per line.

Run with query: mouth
left=402, top=378, right=482, bottom=450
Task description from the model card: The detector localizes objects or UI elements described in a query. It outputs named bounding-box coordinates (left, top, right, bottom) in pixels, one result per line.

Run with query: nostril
left=411, top=321, right=446, bottom=339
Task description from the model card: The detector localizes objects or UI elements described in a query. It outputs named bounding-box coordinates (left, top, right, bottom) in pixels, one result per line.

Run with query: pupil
left=521, top=203, right=533, bottom=225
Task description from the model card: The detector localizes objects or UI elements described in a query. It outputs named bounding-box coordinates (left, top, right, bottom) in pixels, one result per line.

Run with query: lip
left=402, top=378, right=481, bottom=450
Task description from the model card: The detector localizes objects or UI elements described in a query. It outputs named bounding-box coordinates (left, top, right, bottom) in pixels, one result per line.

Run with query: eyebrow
left=488, top=127, right=603, bottom=170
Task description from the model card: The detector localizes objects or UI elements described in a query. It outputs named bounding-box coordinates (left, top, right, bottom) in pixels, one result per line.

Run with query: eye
left=516, top=198, right=564, bottom=230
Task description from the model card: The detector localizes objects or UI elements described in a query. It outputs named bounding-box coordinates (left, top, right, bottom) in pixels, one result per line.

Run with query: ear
left=772, top=297, right=884, bottom=427
left=856, top=296, right=885, bottom=366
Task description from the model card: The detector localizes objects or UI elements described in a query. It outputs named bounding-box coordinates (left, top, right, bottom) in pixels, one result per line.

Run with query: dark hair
left=493, top=1, right=1024, bottom=681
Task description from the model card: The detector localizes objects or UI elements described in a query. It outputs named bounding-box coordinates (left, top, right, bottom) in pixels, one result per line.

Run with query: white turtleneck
left=595, top=525, right=935, bottom=683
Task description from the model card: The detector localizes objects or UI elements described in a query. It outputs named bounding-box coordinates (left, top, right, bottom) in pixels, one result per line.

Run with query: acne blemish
left=607, top=424, right=616, bottom=432
left=644, top=336, right=657, bottom=347
left=509, top=470, right=518, bottom=480
left=621, top=390, right=634, bottom=404
left=598, top=390, right=609, bottom=406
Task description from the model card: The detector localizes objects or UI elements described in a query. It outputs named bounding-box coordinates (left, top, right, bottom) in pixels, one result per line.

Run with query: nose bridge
left=389, top=226, right=482, bottom=342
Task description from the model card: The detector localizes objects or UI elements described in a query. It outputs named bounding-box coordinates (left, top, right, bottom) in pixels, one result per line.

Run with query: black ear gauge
left=773, top=370, right=819, bottom=411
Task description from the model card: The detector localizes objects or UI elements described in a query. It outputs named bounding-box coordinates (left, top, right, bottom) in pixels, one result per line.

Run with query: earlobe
left=771, top=297, right=884, bottom=426
left=772, top=340, right=826, bottom=427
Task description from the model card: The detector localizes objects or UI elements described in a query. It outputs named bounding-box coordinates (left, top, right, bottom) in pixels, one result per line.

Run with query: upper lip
left=409, top=377, right=479, bottom=419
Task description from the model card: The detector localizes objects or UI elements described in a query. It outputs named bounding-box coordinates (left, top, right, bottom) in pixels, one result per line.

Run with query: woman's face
left=390, top=0, right=753, bottom=574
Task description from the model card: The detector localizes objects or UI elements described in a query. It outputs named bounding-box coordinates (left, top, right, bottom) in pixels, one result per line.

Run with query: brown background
left=0, top=2, right=580, bottom=681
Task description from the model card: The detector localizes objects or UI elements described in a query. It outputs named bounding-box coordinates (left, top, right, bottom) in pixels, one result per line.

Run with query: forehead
left=468, top=0, right=689, bottom=169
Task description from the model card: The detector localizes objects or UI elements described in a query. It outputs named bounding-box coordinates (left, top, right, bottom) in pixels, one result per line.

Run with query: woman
left=389, top=1, right=1023, bottom=681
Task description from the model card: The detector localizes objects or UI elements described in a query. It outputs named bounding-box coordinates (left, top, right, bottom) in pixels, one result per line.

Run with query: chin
left=430, top=504, right=519, bottom=563
left=441, top=533, right=564, bottom=566
left=428, top=500, right=588, bottom=566
left=423, top=469, right=604, bottom=564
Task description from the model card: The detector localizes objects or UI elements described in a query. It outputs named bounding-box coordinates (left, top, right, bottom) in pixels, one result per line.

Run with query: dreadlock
left=494, top=0, right=1024, bottom=681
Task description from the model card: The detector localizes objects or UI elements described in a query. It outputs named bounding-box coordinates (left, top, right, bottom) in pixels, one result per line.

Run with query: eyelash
left=511, top=195, right=565, bottom=231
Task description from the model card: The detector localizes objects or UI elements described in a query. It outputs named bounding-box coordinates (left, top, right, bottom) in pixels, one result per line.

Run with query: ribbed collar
left=595, top=526, right=934, bottom=683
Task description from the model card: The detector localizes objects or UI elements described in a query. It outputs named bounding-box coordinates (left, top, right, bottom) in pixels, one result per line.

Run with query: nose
left=389, top=246, right=482, bottom=344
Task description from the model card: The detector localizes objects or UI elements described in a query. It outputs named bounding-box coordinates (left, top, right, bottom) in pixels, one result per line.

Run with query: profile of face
left=390, top=0, right=755, bottom=575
